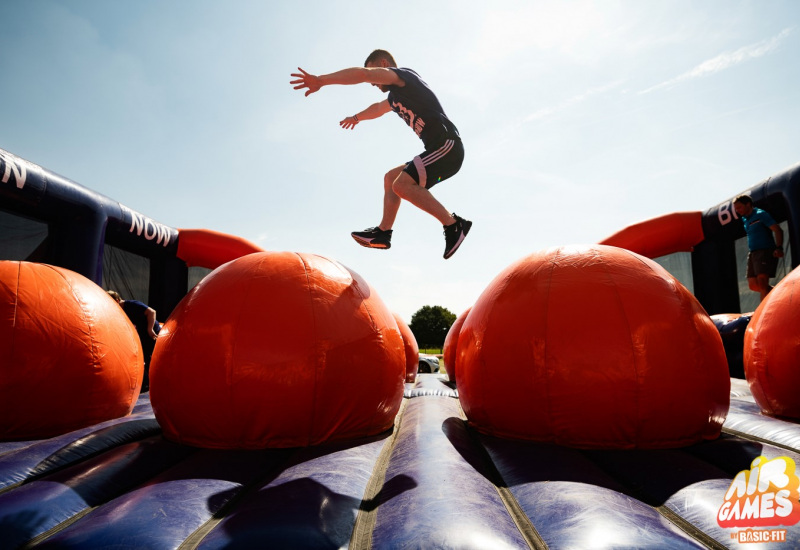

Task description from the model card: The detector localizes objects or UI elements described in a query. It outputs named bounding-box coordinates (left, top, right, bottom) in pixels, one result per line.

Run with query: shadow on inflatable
left=3, top=147, right=800, bottom=548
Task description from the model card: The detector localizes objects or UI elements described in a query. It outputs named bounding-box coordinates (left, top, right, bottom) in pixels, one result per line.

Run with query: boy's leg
left=392, top=170, right=471, bottom=259
left=391, top=171, right=455, bottom=226
left=354, top=149, right=471, bottom=257
left=379, top=165, right=406, bottom=230
left=351, top=165, right=406, bottom=250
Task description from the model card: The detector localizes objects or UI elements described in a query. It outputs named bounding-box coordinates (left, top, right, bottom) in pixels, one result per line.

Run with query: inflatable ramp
left=1, top=375, right=799, bottom=549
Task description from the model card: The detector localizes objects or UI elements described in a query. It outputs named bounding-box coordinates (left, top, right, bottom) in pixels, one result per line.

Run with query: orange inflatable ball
left=150, top=252, right=406, bottom=449
left=457, top=245, right=730, bottom=449
left=393, top=313, right=419, bottom=383
left=443, top=307, right=470, bottom=384
left=744, top=266, right=800, bottom=418
left=0, top=261, right=143, bottom=439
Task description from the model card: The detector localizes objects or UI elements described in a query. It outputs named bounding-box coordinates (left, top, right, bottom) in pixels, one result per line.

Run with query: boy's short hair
left=734, top=195, right=753, bottom=206
left=364, top=49, right=397, bottom=67
left=107, top=290, right=122, bottom=303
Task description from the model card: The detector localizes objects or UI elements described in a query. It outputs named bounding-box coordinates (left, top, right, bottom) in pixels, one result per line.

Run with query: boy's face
left=366, top=60, right=390, bottom=93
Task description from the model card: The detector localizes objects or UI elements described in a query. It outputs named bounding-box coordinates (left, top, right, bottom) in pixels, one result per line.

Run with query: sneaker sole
left=351, top=234, right=391, bottom=249
left=443, top=220, right=472, bottom=259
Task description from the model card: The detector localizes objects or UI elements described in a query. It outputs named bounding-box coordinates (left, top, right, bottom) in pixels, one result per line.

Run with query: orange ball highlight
left=393, top=313, right=419, bottom=383
left=443, top=307, right=470, bottom=384
left=457, top=245, right=730, bottom=449
left=150, top=252, right=406, bottom=449
left=744, top=266, right=800, bottom=418
left=0, top=261, right=142, bottom=439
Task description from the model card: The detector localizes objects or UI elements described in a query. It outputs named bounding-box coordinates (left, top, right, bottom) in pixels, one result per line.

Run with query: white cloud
left=526, top=80, right=626, bottom=122
left=640, top=27, right=794, bottom=94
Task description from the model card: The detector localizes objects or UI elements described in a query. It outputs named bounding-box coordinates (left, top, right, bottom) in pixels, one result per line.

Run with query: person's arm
left=290, top=67, right=403, bottom=96
left=145, top=307, right=159, bottom=339
left=770, top=224, right=784, bottom=257
left=340, top=100, right=392, bottom=130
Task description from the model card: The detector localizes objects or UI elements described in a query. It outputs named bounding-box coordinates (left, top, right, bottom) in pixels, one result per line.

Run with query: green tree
left=409, top=305, right=456, bottom=349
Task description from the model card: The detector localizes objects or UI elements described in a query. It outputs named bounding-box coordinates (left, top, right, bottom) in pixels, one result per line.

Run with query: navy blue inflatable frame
left=695, top=162, right=800, bottom=314
left=0, top=148, right=186, bottom=316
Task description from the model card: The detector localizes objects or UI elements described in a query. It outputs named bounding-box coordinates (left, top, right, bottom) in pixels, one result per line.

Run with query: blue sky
left=1, top=1, right=799, bottom=322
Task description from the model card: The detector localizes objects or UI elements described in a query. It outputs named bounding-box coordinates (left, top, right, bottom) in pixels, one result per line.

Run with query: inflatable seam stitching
left=298, top=253, right=320, bottom=447
left=460, top=408, right=548, bottom=549
left=608, top=251, right=642, bottom=446
left=349, top=398, right=409, bottom=550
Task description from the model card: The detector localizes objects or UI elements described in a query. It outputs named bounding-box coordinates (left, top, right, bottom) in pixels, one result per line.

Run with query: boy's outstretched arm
left=340, top=100, right=392, bottom=130
left=290, top=67, right=402, bottom=96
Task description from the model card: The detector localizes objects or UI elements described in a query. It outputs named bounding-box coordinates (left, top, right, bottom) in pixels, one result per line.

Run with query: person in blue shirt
left=733, top=195, right=784, bottom=302
left=108, top=290, right=161, bottom=391
left=290, top=49, right=471, bottom=259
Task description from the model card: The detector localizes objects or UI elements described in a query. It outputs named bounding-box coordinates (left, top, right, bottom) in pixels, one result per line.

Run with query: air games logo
left=718, top=456, right=800, bottom=544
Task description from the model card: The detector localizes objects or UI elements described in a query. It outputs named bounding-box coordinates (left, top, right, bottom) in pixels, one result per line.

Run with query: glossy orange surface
left=0, top=261, right=142, bottom=439
left=599, top=211, right=704, bottom=258
left=176, top=228, right=264, bottom=269
left=443, top=307, right=471, bottom=384
left=393, top=312, right=419, bottom=383
left=150, top=252, right=406, bottom=448
left=457, top=245, right=730, bottom=449
left=745, top=266, right=800, bottom=418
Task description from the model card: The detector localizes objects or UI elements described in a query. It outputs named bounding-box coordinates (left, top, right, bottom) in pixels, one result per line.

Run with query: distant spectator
left=108, top=290, right=161, bottom=391
left=733, top=195, right=784, bottom=302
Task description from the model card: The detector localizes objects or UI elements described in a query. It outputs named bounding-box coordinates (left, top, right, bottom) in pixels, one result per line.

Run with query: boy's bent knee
left=385, top=166, right=405, bottom=189
left=392, top=176, right=417, bottom=198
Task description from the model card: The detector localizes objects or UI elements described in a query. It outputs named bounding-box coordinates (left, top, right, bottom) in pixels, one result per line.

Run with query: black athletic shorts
left=746, top=249, right=779, bottom=278
left=403, top=138, right=464, bottom=189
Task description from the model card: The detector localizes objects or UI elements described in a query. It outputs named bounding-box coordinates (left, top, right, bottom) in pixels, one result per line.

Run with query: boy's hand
left=339, top=116, right=359, bottom=130
left=290, top=68, right=321, bottom=96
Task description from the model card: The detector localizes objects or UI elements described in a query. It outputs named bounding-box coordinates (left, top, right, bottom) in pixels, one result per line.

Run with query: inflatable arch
left=0, top=147, right=262, bottom=318
left=601, top=161, right=800, bottom=315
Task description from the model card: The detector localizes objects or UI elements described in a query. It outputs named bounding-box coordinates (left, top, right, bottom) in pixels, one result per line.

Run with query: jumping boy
left=290, top=49, right=471, bottom=259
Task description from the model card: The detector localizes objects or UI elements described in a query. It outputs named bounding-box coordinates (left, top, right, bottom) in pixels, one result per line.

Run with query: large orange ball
left=443, top=307, right=470, bottom=384
left=393, top=313, right=419, bottom=383
left=150, top=252, right=406, bottom=449
left=744, top=266, right=800, bottom=418
left=0, top=261, right=142, bottom=439
left=457, top=245, right=730, bottom=449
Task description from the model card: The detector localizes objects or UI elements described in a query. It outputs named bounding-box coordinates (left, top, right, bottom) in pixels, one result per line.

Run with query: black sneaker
left=443, top=213, right=472, bottom=259
left=351, top=226, right=392, bottom=249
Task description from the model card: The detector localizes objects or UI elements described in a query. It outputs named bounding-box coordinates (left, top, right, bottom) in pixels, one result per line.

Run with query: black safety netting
left=0, top=209, right=50, bottom=262
left=101, top=243, right=151, bottom=304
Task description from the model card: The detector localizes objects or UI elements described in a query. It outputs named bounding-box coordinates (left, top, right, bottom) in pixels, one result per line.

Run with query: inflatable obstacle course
left=4, top=148, right=800, bottom=546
